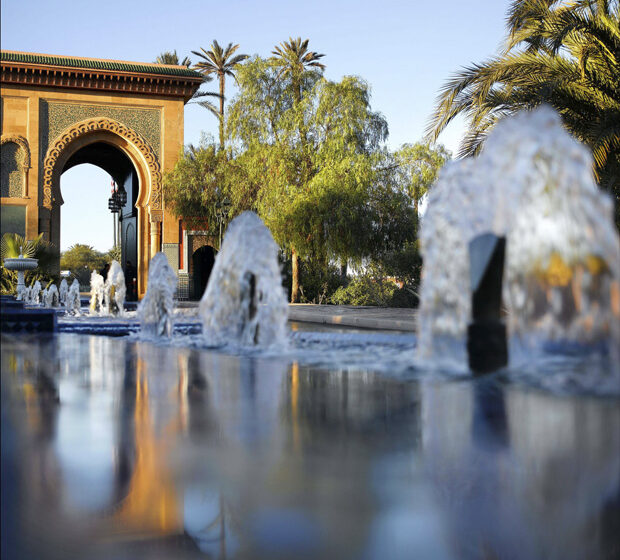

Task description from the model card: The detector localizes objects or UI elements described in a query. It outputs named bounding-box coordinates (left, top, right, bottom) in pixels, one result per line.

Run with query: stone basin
left=3, top=257, right=38, bottom=271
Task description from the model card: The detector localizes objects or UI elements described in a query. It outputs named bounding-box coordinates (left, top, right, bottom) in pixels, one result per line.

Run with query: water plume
left=138, top=252, right=177, bottom=337
left=199, top=211, right=288, bottom=347
left=418, top=106, right=620, bottom=376
left=104, top=261, right=126, bottom=316
left=89, top=271, right=105, bottom=315
left=66, top=279, right=81, bottom=316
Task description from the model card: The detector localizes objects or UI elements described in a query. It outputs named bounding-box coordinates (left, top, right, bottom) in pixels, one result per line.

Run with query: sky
left=1, top=0, right=511, bottom=252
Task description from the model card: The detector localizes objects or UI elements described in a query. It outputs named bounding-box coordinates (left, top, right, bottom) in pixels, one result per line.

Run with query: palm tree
left=154, top=50, right=221, bottom=109
left=427, top=0, right=619, bottom=226
left=271, top=37, right=325, bottom=104
left=271, top=38, right=326, bottom=303
left=192, top=41, right=248, bottom=150
left=154, top=50, right=191, bottom=67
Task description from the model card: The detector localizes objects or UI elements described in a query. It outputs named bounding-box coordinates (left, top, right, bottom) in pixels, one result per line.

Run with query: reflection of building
left=1, top=51, right=203, bottom=297
left=108, top=361, right=182, bottom=538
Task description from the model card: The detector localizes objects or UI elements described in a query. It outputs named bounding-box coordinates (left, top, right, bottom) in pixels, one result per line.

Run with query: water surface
left=2, top=333, right=619, bottom=559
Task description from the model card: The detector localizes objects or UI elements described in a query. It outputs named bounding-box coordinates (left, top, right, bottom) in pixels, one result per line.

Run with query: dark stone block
left=467, top=233, right=508, bottom=374
left=467, top=322, right=508, bottom=374
left=469, top=233, right=506, bottom=323
left=0, top=297, right=25, bottom=310
left=0, top=308, right=57, bottom=333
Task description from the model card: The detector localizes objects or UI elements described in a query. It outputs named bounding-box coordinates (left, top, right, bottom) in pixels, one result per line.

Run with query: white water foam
left=199, top=211, right=289, bottom=348
left=104, top=261, right=126, bottom=316
left=418, top=107, right=620, bottom=381
left=59, top=278, right=68, bottom=307
left=89, top=270, right=105, bottom=315
left=66, top=279, right=81, bottom=316
left=138, top=252, right=178, bottom=337
left=44, top=284, right=59, bottom=307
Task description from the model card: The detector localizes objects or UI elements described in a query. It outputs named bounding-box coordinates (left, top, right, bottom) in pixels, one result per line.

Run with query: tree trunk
left=219, top=74, right=225, bottom=150
left=340, top=259, right=347, bottom=281
left=414, top=192, right=420, bottom=234
left=291, top=249, right=300, bottom=303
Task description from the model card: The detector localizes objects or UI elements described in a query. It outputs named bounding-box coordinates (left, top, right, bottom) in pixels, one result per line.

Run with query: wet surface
left=2, top=333, right=619, bottom=559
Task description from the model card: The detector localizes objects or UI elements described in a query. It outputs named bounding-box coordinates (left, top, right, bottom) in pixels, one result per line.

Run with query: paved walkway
left=175, top=301, right=417, bottom=331
left=288, top=304, right=416, bottom=332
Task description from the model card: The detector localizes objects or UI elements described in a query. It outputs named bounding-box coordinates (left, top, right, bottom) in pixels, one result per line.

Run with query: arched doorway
left=55, top=142, right=139, bottom=300
left=192, top=245, right=216, bottom=300
left=43, top=119, right=163, bottom=299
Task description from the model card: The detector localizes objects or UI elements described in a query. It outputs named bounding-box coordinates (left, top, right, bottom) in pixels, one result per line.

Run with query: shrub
left=298, top=259, right=344, bottom=304
left=330, top=274, right=397, bottom=307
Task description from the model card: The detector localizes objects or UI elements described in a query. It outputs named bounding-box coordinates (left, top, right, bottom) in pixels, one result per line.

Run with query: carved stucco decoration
left=42, top=117, right=162, bottom=220
left=1, top=134, right=31, bottom=169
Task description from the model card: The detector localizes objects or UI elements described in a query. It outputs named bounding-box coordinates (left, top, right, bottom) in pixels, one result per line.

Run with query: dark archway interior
left=192, top=245, right=216, bottom=300
left=62, top=142, right=139, bottom=300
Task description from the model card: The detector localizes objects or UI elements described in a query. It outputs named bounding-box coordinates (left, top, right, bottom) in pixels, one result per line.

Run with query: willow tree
left=428, top=0, right=620, bottom=225
left=227, top=57, right=413, bottom=302
left=268, top=38, right=326, bottom=301
left=392, top=143, right=451, bottom=223
left=192, top=41, right=248, bottom=150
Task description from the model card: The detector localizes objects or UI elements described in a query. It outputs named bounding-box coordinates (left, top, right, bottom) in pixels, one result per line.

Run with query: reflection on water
left=1, top=333, right=619, bottom=559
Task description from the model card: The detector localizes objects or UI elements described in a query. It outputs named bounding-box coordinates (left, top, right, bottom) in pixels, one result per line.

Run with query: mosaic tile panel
left=162, top=242, right=179, bottom=271
left=40, top=101, right=161, bottom=161
left=1, top=142, right=23, bottom=197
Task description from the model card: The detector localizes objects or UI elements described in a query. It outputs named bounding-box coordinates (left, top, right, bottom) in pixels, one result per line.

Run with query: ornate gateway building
left=1, top=51, right=203, bottom=298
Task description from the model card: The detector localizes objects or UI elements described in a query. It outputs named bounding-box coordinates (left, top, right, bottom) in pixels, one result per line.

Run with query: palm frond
left=196, top=101, right=220, bottom=118
left=428, top=0, right=620, bottom=209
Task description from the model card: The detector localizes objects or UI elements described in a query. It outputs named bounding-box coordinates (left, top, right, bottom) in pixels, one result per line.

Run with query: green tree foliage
left=269, top=38, right=325, bottom=301
left=330, top=274, right=401, bottom=307
left=227, top=55, right=418, bottom=302
left=392, top=143, right=451, bottom=221
left=427, top=0, right=620, bottom=225
left=271, top=37, right=325, bottom=104
left=107, top=245, right=121, bottom=263
left=60, top=244, right=107, bottom=287
left=163, top=141, right=253, bottom=237
left=165, top=45, right=450, bottom=306
left=163, top=143, right=224, bottom=232
left=155, top=50, right=192, bottom=67
left=192, top=41, right=249, bottom=150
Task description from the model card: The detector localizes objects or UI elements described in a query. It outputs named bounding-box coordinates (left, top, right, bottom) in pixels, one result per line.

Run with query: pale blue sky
left=1, top=0, right=511, bottom=251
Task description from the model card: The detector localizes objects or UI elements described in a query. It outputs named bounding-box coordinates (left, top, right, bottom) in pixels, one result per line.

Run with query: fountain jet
left=44, top=284, right=59, bottom=308
left=89, top=271, right=105, bottom=315
left=30, top=281, right=42, bottom=306
left=104, top=261, right=126, bottom=316
left=138, top=252, right=177, bottom=337
left=59, top=278, right=68, bottom=307
left=199, top=211, right=288, bottom=347
left=418, top=106, right=620, bottom=375
left=66, top=279, right=81, bottom=316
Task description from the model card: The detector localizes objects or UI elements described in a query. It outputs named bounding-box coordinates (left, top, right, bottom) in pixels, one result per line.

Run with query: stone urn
left=4, top=254, right=38, bottom=301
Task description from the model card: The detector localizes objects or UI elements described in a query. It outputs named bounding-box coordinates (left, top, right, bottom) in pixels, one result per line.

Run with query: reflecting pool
left=2, top=333, right=619, bottom=559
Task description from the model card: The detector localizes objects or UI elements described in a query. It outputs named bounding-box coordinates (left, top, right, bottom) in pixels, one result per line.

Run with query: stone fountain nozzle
left=467, top=233, right=508, bottom=374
